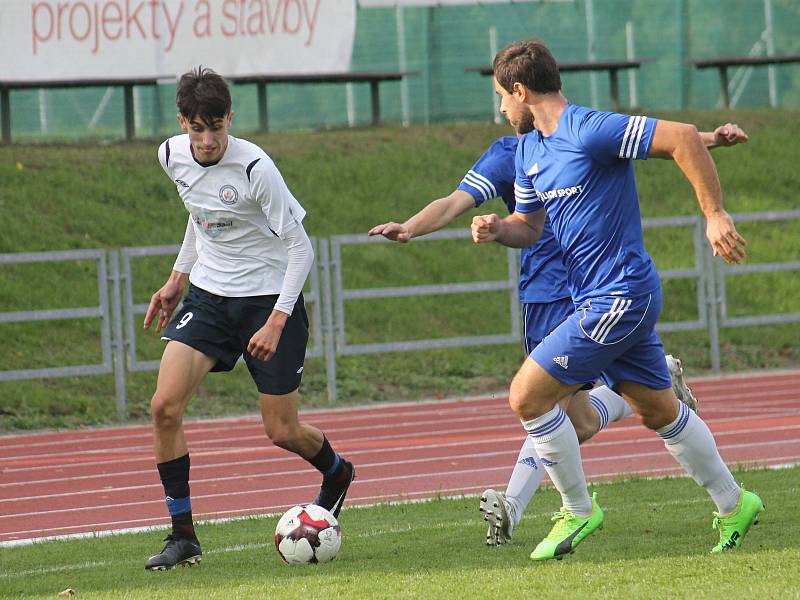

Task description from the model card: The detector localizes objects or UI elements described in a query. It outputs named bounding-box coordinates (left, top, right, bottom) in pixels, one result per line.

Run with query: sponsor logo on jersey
left=553, top=355, right=569, bottom=369
left=536, top=184, right=584, bottom=202
left=194, top=213, right=233, bottom=239
left=219, top=184, right=239, bottom=206
left=175, top=179, right=189, bottom=188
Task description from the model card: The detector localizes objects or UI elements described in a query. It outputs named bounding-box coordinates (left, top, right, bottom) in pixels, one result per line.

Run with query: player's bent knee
left=150, top=394, right=184, bottom=431
left=263, top=423, right=302, bottom=450
left=508, top=390, right=553, bottom=421
left=573, top=424, right=595, bottom=444
left=507, top=392, right=527, bottom=418
left=637, top=405, right=675, bottom=430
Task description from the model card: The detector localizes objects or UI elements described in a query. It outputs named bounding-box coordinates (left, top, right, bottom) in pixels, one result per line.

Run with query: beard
left=514, top=111, right=535, bottom=135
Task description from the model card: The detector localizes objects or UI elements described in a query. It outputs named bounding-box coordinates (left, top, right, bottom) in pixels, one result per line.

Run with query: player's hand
left=367, top=222, right=411, bottom=243
left=706, top=211, right=747, bottom=264
left=143, top=282, right=185, bottom=333
left=471, top=214, right=500, bottom=243
left=247, top=311, right=288, bottom=361
left=713, top=123, right=748, bottom=147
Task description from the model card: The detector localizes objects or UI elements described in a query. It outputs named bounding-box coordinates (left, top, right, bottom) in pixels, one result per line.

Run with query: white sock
left=504, top=435, right=546, bottom=525
left=657, top=403, right=741, bottom=514
left=589, top=385, right=633, bottom=431
left=522, top=405, right=592, bottom=516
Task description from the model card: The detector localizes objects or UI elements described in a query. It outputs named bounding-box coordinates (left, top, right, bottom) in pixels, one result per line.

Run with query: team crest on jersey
left=219, top=184, right=239, bottom=206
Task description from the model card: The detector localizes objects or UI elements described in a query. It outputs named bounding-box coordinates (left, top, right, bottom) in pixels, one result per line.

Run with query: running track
left=1, top=370, right=799, bottom=545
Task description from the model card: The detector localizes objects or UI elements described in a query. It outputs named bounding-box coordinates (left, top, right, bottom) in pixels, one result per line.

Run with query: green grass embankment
left=1, top=110, right=798, bottom=431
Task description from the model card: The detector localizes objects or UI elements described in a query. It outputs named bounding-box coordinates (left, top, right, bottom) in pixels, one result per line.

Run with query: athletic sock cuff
left=521, top=406, right=567, bottom=443
left=657, top=403, right=692, bottom=443
left=309, top=436, right=338, bottom=476
left=588, top=394, right=610, bottom=431
left=157, top=453, right=190, bottom=500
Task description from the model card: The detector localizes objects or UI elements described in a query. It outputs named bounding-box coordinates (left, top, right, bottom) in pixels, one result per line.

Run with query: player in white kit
left=143, top=68, right=354, bottom=571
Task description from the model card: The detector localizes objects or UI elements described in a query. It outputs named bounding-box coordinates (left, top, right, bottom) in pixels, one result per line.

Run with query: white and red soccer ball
left=274, top=504, right=341, bottom=565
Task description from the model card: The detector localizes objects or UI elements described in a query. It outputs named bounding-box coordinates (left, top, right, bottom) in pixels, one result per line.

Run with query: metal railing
left=324, top=230, right=520, bottom=400
left=716, top=210, right=800, bottom=332
left=2, top=211, right=799, bottom=411
left=0, top=249, right=113, bottom=379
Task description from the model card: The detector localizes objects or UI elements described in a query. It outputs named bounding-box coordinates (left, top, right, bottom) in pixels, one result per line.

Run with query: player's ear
left=177, top=114, right=188, bottom=131
left=512, top=82, right=528, bottom=101
left=226, top=112, right=234, bottom=128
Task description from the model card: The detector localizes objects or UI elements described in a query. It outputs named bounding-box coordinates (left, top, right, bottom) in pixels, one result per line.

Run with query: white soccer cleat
left=666, top=354, right=698, bottom=413
left=480, top=489, right=516, bottom=546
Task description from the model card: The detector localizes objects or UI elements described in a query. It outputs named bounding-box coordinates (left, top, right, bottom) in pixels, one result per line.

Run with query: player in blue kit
left=471, top=39, right=763, bottom=560
left=370, top=115, right=746, bottom=546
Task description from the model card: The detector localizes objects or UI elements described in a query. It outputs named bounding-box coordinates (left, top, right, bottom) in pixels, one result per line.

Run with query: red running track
left=1, top=370, right=799, bottom=545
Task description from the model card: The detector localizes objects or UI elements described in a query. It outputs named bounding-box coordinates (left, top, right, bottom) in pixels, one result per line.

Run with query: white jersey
left=158, top=134, right=307, bottom=298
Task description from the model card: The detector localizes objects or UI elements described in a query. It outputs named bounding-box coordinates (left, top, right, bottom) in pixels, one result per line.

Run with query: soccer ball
left=274, top=504, right=341, bottom=564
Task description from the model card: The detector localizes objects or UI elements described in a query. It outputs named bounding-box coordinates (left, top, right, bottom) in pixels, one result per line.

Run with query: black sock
left=157, top=453, right=196, bottom=540
left=308, top=436, right=343, bottom=479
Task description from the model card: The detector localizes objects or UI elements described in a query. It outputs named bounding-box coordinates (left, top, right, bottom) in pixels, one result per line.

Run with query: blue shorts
left=522, top=297, right=574, bottom=353
left=530, top=291, right=672, bottom=391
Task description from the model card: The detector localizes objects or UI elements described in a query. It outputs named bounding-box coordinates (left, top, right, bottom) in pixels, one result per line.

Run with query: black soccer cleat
left=145, top=535, right=202, bottom=571
left=313, top=459, right=355, bottom=518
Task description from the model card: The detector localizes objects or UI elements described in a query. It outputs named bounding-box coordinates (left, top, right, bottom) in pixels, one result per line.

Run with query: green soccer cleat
left=711, top=487, right=764, bottom=553
left=530, top=492, right=604, bottom=561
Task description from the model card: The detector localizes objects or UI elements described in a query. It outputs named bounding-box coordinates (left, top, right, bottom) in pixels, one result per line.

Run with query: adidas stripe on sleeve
left=461, top=169, right=498, bottom=203
left=457, top=137, right=517, bottom=210
left=580, top=112, right=658, bottom=163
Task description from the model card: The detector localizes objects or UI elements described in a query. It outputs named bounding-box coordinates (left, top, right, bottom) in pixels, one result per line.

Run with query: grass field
left=1, top=110, right=799, bottom=431
left=0, top=467, right=795, bottom=600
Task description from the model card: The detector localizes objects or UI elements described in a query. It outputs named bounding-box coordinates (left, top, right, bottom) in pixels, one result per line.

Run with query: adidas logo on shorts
left=553, top=355, right=569, bottom=369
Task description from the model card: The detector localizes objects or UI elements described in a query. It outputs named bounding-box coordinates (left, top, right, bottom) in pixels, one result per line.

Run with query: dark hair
left=493, top=40, right=562, bottom=95
left=176, top=67, right=232, bottom=125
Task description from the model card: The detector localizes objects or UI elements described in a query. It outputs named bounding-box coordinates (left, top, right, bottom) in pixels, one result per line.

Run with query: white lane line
left=3, top=418, right=800, bottom=490
left=2, top=461, right=796, bottom=548
left=1, top=378, right=797, bottom=451
left=3, top=400, right=799, bottom=468
left=2, top=437, right=798, bottom=520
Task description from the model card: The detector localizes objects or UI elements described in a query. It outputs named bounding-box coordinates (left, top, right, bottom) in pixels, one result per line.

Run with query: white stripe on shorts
left=590, top=298, right=632, bottom=343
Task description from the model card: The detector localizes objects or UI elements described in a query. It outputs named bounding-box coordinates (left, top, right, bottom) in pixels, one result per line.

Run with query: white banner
left=358, top=0, right=562, bottom=6
left=0, top=0, right=356, bottom=81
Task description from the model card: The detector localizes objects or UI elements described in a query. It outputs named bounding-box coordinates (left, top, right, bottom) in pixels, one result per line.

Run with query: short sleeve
left=250, top=157, right=307, bottom=238
left=579, top=112, right=658, bottom=162
left=513, top=136, right=543, bottom=214
left=457, top=138, right=516, bottom=207
left=157, top=139, right=171, bottom=177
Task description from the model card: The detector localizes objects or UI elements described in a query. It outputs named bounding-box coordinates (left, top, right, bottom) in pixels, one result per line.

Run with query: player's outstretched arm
left=368, top=190, right=475, bottom=242
left=144, top=271, right=189, bottom=333
left=700, top=123, right=749, bottom=149
left=650, top=120, right=747, bottom=264
left=471, top=211, right=545, bottom=248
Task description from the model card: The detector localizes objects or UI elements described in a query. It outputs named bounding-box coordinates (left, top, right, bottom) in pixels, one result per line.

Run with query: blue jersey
left=514, top=104, right=662, bottom=304
left=457, top=136, right=569, bottom=304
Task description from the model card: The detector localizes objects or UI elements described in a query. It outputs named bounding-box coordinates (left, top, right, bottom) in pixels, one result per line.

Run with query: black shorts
left=162, top=284, right=309, bottom=395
